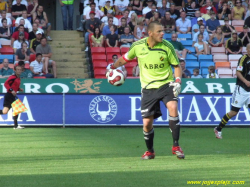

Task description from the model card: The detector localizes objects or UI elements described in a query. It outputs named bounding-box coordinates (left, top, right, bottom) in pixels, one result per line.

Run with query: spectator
left=11, top=24, right=29, bottom=46
left=232, top=0, right=246, bottom=20
left=174, top=0, right=184, bottom=10
left=99, top=0, right=113, bottom=9
left=142, top=0, right=154, bottom=16
left=208, top=26, right=224, bottom=47
left=206, top=66, right=218, bottom=78
left=27, top=0, right=38, bottom=18
left=191, top=68, right=203, bottom=78
left=133, top=17, right=147, bottom=41
left=194, top=33, right=209, bottom=55
left=192, top=17, right=205, bottom=37
left=120, top=26, right=134, bottom=48
left=0, top=18, right=11, bottom=40
left=180, top=58, right=191, bottom=78
left=36, top=37, right=57, bottom=78
left=218, top=2, right=232, bottom=20
left=128, top=12, right=138, bottom=34
left=101, top=0, right=115, bottom=15
left=84, top=3, right=104, bottom=20
left=118, top=9, right=130, bottom=25
left=161, top=11, right=175, bottom=33
left=127, top=4, right=135, bottom=18
left=118, top=17, right=127, bottom=35
left=225, top=31, right=243, bottom=54
left=200, top=0, right=217, bottom=15
left=59, top=0, right=74, bottom=30
left=32, top=5, right=52, bottom=41
left=0, top=0, right=7, bottom=12
left=33, top=18, right=45, bottom=33
left=11, top=0, right=27, bottom=19
left=245, top=4, right=250, bottom=20
left=18, top=60, right=33, bottom=78
left=101, top=10, right=119, bottom=26
left=106, top=54, right=127, bottom=77
left=222, top=17, right=235, bottom=41
left=131, top=0, right=142, bottom=15
left=132, top=63, right=140, bottom=77
left=114, top=0, right=129, bottom=15
left=149, top=12, right=161, bottom=24
left=14, top=19, right=29, bottom=33
left=191, top=10, right=206, bottom=27
left=85, top=11, right=104, bottom=51
left=0, top=59, right=13, bottom=78
left=244, top=16, right=250, bottom=28
left=145, top=5, right=159, bottom=25
left=169, top=33, right=191, bottom=59
left=102, top=17, right=118, bottom=36
left=0, top=11, right=12, bottom=27
left=15, top=42, right=30, bottom=64
left=183, top=1, right=200, bottom=20
left=91, top=27, right=104, bottom=47
left=176, top=11, right=191, bottom=34
left=28, top=23, right=44, bottom=42
left=238, top=25, right=250, bottom=47
left=202, top=6, right=211, bottom=21
left=12, top=0, right=28, bottom=7
left=30, top=53, right=54, bottom=78
left=169, top=3, right=180, bottom=20
left=13, top=31, right=29, bottom=53
left=30, top=30, right=42, bottom=54
left=84, top=0, right=99, bottom=7
left=158, top=0, right=169, bottom=18
left=15, top=10, right=32, bottom=32
left=206, top=11, right=220, bottom=34
left=106, top=25, right=119, bottom=47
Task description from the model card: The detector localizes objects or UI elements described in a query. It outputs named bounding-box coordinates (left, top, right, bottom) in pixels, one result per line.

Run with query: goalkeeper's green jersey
left=123, top=37, right=179, bottom=89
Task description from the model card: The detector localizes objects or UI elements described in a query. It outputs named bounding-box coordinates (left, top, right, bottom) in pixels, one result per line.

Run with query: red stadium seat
left=0, top=46, right=14, bottom=54
left=91, top=47, right=106, bottom=55
left=115, top=15, right=123, bottom=19
left=33, top=76, right=46, bottom=79
left=92, top=54, right=107, bottom=62
left=94, top=68, right=106, bottom=78
left=93, top=61, right=108, bottom=69
left=29, top=54, right=36, bottom=62
left=25, top=63, right=30, bottom=69
left=106, top=47, right=120, bottom=55
left=126, top=67, right=134, bottom=76
left=120, top=47, right=129, bottom=55
left=9, top=64, right=14, bottom=69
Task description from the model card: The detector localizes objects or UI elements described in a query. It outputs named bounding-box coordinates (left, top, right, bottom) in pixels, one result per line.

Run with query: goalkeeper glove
left=169, top=77, right=181, bottom=97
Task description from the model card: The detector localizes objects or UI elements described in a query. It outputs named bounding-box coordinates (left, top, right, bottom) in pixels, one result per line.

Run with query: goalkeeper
left=0, top=64, right=24, bottom=129
left=108, top=21, right=185, bottom=159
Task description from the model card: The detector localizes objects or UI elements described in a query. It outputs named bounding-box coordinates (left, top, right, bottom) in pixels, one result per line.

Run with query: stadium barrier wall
left=0, top=78, right=236, bottom=93
left=0, top=94, right=249, bottom=126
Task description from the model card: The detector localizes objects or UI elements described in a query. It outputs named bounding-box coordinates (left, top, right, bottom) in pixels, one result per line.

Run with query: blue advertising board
left=0, top=94, right=249, bottom=126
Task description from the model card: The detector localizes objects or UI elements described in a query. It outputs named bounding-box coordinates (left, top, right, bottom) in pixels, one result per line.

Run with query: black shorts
left=141, top=83, right=178, bottom=119
left=3, top=93, right=16, bottom=109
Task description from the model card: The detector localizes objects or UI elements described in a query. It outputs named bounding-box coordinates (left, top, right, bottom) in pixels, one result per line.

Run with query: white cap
left=36, top=30, right=43, bottom=35
left=206, top=6, right=212, bottom=10
left=197, top=17, right=203, bottom=21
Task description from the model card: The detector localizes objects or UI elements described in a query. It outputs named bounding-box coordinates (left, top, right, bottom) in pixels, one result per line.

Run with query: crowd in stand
left=78, top=0, right=250, bottom=78
left=0, top=0, right=56, bottom=78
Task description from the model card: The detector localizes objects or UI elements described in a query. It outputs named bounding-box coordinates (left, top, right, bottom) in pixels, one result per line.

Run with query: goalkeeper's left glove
left=169, top=77, right=181, bottom=97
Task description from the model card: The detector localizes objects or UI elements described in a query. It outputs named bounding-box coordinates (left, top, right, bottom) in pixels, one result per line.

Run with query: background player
left=214, top=43, right=250, bottom=139
left=107, top=21, right=185, bottom=159
left=0, top=64, right=24, bottom=129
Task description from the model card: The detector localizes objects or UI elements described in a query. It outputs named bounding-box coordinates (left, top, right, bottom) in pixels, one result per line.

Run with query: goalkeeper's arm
left=110, top=56, right=129, bottom=69
left=173, top=64, right=182, bottom=82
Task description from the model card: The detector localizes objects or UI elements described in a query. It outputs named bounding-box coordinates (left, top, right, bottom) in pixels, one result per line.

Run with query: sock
left=143, top=128, right=154, bottom=153
left=217, top=113, right=231, bottom=131
left=0, top=110, right=3, bottom=114
left=13, top=115, right=18, bottom=128
left=169, top=116, right=180, bottom=147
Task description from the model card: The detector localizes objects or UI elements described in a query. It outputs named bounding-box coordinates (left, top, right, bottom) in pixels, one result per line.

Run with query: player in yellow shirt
left=107, top=21, right=185, bottom=159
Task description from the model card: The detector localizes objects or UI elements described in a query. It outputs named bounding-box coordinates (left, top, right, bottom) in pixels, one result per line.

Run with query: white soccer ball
left=107, top=69, right=125, bottom=86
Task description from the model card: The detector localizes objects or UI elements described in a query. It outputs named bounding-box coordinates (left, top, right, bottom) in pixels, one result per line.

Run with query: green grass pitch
left=0, top=127, right=249, bottom=187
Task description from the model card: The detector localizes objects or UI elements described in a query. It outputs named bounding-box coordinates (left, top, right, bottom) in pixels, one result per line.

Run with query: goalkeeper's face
left=149, top=25, right=164, bottom=43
